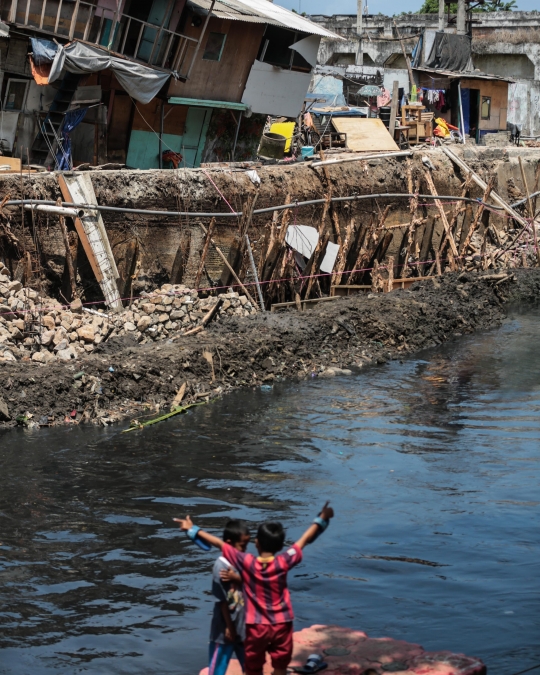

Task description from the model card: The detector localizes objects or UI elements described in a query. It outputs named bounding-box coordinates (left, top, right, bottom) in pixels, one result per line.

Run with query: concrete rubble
left=0, top=260, right=256, bottom=365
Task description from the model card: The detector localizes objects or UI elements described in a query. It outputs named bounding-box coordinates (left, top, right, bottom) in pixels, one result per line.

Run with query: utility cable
left=7, top=192, right=530, bottom=218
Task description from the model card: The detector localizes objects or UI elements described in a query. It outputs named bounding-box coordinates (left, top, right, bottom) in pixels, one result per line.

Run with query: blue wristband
left=311, top=516, right=329, bottom=541
left=187, top=525, right=212, bottom=551
left=313, top=516, right=329, bottom=531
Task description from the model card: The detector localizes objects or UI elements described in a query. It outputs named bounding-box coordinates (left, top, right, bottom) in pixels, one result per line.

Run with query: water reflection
left=0, top=309, right=539, bottom=674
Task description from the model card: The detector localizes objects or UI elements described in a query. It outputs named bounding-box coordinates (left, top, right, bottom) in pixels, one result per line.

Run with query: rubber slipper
left=293, top=654, right=328, bottom=673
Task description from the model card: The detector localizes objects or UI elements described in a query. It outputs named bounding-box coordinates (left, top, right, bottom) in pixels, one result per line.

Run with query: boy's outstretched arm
left=173, top=516, right=225, bottom=550
left=294, top=501, right=334, bottom=550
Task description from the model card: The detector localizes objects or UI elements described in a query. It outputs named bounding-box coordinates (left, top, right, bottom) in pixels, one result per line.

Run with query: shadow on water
left=1, top=307, right=539, bottom=674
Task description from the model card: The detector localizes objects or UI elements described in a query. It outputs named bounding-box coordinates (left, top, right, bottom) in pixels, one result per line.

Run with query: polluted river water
left=1, top=308, right=539, bottom=675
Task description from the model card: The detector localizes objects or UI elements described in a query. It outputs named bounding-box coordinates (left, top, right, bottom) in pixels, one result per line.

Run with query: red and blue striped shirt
left=221, top=542, right=303, bottom=625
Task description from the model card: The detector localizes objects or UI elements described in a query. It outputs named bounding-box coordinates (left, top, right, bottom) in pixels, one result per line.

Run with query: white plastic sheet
left=320, top=241, right=340, bottom=274
left=49, top=42, right=170, bottom=104
left=286, top=225, right=318, bottom=260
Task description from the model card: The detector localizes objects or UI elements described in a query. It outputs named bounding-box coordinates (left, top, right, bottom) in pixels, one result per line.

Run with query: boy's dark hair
left=256, top=521, right=285, bottom=553
left=223, top=519, right=250, bottom=544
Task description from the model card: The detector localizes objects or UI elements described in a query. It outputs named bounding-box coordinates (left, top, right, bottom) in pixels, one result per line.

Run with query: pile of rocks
left=0, top=263, right=256, bottom=364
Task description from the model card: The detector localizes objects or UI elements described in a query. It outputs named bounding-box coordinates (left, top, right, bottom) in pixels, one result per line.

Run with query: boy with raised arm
left=174, top=502, right=334, bottom=675
left=209, top=519, right=250, bottom=675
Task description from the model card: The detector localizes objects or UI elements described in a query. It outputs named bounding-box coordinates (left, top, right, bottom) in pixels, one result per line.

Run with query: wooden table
left=401, top=105, right=433, bottom=144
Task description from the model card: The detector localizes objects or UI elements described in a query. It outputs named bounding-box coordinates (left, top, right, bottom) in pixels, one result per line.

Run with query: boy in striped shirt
left=175, top=502, right=334, bottom=675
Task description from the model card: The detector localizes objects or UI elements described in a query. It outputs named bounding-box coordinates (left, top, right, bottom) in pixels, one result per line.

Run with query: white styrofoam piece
left=286, top=225, right=319, bottom=260
left=289, top=35, right=321, bottom=67
left=320, top=241, right=340, bottom=273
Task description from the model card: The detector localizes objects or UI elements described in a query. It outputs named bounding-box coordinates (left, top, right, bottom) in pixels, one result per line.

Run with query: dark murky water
left=1, top=308, right=539, bottom=675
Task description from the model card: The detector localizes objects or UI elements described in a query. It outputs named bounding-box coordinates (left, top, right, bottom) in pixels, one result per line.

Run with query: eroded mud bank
left=1, top=268, right=539, bottom=430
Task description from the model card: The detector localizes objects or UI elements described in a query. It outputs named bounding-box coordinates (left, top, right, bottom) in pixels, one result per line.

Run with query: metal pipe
left=231, top=111, right=242, bottom=163
left=24, top=204, right=85, bottom=218
left=311, top=150, right=412, bottom=168
left=458, top=83, right=466, bottom=144
left=8, top=193, right=510, bottom=218
left=159, top=101, right=164, bottom=170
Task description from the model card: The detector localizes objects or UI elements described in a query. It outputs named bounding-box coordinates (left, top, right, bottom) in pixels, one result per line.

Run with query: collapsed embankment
left=2, top=146, right=539, bottom=290
left=1, top=268, right=539, bottom=430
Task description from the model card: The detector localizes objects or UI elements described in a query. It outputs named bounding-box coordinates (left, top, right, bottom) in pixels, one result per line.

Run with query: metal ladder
left=29, top=72, right=81, bottom=167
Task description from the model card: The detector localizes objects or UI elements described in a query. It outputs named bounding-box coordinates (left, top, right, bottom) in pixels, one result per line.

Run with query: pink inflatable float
left=199, top=625, right=486, bottom=675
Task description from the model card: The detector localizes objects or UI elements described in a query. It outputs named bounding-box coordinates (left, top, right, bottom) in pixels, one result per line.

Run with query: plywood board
left=58, top=173, right=123, bottom=311
left=241, top=60, right=312, bottom=118
left=331, top=118, right=399, bottom=152
left=0, top=156, right=22, bottom=171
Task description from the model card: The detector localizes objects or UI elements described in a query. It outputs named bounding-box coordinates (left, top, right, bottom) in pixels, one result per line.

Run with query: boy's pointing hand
left=173, top=515, right=193, bottom=531
left=320, top=501, right=334, bottom=521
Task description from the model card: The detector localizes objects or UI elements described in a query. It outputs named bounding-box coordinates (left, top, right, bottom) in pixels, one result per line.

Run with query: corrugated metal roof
left=188, top=0, right=342, bottom=38
left=414, top=66, right=513, bottom=83
left=188, top=0, right=271, bottom=24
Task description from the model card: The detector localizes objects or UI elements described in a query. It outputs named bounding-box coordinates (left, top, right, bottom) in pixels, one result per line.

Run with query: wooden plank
left=331, top=118, right=399, bottom=153
left=389, top=80, right=399, bottom=141
left=271, top=296, right=341, bottom=313
left=57, top=174, right=103, bottom=284
left=0, top=157, right=22, bottom=171
left=58, top=173, right=123, bottom=311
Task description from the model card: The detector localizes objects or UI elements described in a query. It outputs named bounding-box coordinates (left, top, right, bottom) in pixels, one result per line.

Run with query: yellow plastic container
left=269, top=122, right=296, bottom=153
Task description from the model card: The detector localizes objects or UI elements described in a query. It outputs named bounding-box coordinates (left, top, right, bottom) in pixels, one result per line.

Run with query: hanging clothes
left=376, top=87, right=391, bottom=108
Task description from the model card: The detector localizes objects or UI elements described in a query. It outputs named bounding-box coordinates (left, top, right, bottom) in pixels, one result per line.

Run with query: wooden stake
left=332, top=216, right=355, bottom=287
left=423, top=170, right=459, bottom=258
left=57, top=198, right=77, bottom=301
left=194, top=217, right=216, bottom=288
left=302, top=194, right=332, bottom=299
left=518, top=156, right=540, bottom=267
left=197, top=223, right=258, bottom=308
left=386, top=255, right=394, bottom=293
left=460, top=177, right=495, bottom=255
left=435, top=251, right=442, bottom=276
left=394, top=21, right=415, bottom=89
left=389, top=80, right=399, bottom=142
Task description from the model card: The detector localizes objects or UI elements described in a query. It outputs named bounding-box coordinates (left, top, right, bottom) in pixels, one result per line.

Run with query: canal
left=1, top=308, right=539, bottom=674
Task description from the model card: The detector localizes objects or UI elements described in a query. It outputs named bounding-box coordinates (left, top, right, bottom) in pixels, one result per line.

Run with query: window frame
left=202, top=32, right=227, bottom=62
left=481, top=95, right=491, bottom=120
left=3, top=78, right=29, bottom=112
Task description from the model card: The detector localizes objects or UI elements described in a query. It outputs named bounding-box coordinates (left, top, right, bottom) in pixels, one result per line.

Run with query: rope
left=0, top=245, right=534, bottom=319
left=201, top=169, right=237, bottom=215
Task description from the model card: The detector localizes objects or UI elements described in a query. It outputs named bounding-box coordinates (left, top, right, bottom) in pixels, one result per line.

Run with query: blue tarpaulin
left=30, top=37, right=58, bottom=65
left=56, top=107, right=88, bottom=171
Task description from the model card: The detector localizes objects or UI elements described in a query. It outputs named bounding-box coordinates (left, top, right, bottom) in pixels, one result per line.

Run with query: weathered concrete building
left=310, top=11, right=540, bottom=137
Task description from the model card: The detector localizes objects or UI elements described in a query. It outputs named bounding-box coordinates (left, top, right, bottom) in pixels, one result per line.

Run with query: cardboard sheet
left=331, top=117, right=399, bottom=152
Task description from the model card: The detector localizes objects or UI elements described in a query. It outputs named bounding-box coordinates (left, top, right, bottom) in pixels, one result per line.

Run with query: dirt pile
left=0, top=268, right=539, bottom=430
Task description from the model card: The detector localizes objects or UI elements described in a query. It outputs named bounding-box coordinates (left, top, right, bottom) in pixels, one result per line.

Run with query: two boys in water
left=174, top=501, right=334, bottom=675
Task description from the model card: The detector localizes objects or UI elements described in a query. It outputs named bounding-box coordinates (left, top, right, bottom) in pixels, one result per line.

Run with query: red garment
left=244, top=622, right=293, bottom=675
left=221, top=543, right=303, bottom=625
